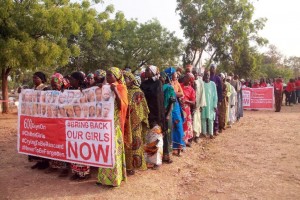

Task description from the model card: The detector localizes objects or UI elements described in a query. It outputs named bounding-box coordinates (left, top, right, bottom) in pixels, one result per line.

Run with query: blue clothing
left=172, top=100, right=185, bottom=149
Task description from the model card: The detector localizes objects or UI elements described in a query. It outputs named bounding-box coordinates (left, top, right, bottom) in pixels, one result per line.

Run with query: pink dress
left=180, top=84, right=196, bottom=143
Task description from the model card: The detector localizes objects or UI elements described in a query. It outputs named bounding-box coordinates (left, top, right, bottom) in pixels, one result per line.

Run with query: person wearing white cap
left=192, top=68, right=206, bottom=143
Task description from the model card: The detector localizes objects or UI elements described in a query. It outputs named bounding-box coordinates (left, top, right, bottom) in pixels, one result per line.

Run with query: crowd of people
left=27, top=63, right=296, bottom=188
left=240, top=76, right=300, bottom=112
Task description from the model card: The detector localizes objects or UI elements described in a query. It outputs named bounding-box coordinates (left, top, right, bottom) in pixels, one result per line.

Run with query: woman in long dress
left=164, top=67, right=185, bottom=156
left=97, top=67, right=128, bottom=187
left=180, top=73, right=196, bottom=147
left=123, top=71, right=149, bottom=175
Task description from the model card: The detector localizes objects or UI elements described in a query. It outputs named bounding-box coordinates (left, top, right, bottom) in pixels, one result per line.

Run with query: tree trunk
left=1, top=67, right=11, bottom=114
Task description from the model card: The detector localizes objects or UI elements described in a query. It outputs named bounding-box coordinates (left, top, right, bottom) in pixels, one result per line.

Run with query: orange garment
left=115, top=83, right=128, bottom=135
left=172, top=80, right=184, bottom=96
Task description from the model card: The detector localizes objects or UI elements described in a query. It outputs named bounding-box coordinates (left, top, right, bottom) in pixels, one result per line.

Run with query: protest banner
left=242, top=87, right=274, bottom=110
left=17, top=86, right=116, bottom=168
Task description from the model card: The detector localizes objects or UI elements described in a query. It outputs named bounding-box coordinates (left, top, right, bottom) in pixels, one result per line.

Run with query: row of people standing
left=27, top=64, right=244, bottom=187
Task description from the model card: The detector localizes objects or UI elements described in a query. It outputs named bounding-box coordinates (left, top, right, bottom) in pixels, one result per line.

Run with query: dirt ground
left=0, top=105, right=300, bottom=200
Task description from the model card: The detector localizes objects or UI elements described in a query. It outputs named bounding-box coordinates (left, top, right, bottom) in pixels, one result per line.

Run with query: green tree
left=260, top=45, right=294, bottom=81
left=109, top=19, right=183, bottom=71
left=284, top=56, right=300, bottom=78
left=176, top=0, right=267, bottom=75
left=0, top=0, right=109, bottom=113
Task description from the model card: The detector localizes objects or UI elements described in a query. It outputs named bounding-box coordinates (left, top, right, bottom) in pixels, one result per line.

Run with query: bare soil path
left=0, top=105, right=300, bottom=200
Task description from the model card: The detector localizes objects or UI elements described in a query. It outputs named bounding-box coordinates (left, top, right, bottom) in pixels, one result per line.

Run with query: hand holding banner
left=18, top=86, right=116, bottom=168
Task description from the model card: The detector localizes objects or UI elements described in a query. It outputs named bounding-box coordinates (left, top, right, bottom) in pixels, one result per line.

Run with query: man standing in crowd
left=209, top=64, right=222, bottom=135
left=192, top=68, right=206, bottom=143
left=274, top=77, right=283, bottom=112
left=202, top=70, right=218, bottom=139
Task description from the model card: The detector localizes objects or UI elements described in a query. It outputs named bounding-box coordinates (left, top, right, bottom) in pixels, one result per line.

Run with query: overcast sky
left=95, top=0, right=300, bottom=57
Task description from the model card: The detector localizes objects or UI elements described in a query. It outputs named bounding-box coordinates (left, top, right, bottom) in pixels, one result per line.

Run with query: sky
left=95, top=0, right=300, bottom=57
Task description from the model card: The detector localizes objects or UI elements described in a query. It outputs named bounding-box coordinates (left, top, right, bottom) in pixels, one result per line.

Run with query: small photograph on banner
left=17, top=85, right=116, bottom=168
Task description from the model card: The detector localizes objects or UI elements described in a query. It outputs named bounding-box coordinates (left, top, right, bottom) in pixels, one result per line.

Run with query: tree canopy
left=176, top=0, right=267, bottom=78
left=0, top=0, right=183, bottom=113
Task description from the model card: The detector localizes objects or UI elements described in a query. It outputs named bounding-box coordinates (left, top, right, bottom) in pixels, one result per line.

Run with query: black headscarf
left=33, top=72, right=47, bottom=83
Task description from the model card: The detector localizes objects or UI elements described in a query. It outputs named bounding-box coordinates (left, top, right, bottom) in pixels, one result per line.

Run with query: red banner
left=242, top=87, right=274, bottom=110
left=17, top=86, right=116, bottom=168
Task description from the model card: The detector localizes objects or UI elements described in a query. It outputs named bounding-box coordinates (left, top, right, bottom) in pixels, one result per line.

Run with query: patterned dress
left=124, top=86, right=149, bottom=171
left=97, top=82, right=128, bottom=187
left=180, top=84, right=196, bottom=143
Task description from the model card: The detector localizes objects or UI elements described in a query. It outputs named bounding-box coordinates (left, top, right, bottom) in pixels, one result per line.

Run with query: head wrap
left=51, top=73, right=64, bottom=85
left=71, top=71, right=85, bottom=82
left=220, top=73, right=225, bottom=80
left=123, top=71, right=140, bottom=87
left=94, top=69, right=106, bottom=79
left=149, top=65, right=159, bottom=76
left=187, top=72, right=195, bottom=83
left=33, top=72, right=47, bottom=83
left=79, top=71, right=86, bottom=78
left=108, top=67, right=125, bottom=84
left=87, top=73, right=94, bottom=79
left=148, top=65, right=160, bottom=81
left=210, top=64, right=216, bottom=68
left=164, top=67, right=176, bottom=80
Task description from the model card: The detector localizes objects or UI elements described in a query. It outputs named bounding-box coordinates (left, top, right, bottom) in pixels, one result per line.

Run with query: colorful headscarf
left=94, top=69, right=106, bottom=79
left=164, top=67, right=176, bottom=80
left=108, top=67, right=125, bottom=84
left=87, top=73, right=94, bottom=79
left=187, top=72, right=195, bottom=84
left=123, top=71, right=140, bottom=87
left=51, top=73, right=64, bottom=85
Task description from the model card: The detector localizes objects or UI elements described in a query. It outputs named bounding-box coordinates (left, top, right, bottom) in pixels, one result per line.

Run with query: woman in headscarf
left=94, top=69, right=107, bottom=85
left=86, top=73, right=95, bottom=87
left=164, top=67, right=185, bottom=156
left=123, top=71, right=149, bottom=175
left=29, top=72, right=50, bottom=170
left=159, top=71, right=176, bottom=163
left=68, top=72, right=91, bottom=180
left=140, top=65, right=166, bottom=169
left=97, top=67, right=128, bottom=187
left=45, top=73, right=69, bottom=177
left=180, top=73, right=196, bottom=147
left=33, top=72, right=49, bottom=91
